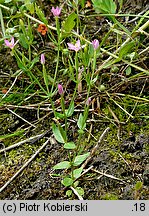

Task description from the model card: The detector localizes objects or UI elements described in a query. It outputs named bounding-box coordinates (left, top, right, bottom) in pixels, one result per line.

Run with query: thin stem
left=28, top=45, right=31, bottom=62
left=0, top=7, right=5, bottom=36
left=49, top=96, right=56, bottom=118
left=51, top=46, right=60, bottom=93
left=51, top=17, right=61, bottom=94
left=75, top=52, right=79, bottom=81
left=61, top=96, right=68, bottom=138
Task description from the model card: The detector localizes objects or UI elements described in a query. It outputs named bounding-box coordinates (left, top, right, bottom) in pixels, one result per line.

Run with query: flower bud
left=86, top=97, right=91, bottom=105
left=41, top=53, right=45, bottom=64
left=58, top=84, right=64, bottom=95
left=92, top=39, right=99, bottom=50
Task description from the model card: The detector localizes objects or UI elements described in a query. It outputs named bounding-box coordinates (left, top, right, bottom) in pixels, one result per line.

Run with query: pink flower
left=86, top=97, right=91, bottom=106
left=51, top=6, right=61, bottom=17
left=92, top=39, right=99, bottom=50
left=67, top=40, right=85, bottom=52
left=58, top=84, right=64, bottom=95
left=41, top=53, right=45, bottom=64
left=4, top=37, right=18, bottom=49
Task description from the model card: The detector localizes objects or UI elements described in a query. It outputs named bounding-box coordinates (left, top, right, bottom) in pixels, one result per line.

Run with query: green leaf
left=52, top=123, right=67, bottom=143
left=0, top=130, right=24, bottom=141
left=119, top=41, right=135, bottom=59
left=19, top=19, right=33, bottom=47
left=25, top=0, right=34, bottom=14
left=72, top=167, right=83, bottom=179
left=55, top=112, right=65, bottom=119
left=61, top=177, right=73, bottom=187
left=74, top=180, right=79, bottom=188
left=78, top=129, right=85, bottom=135
left=53, top=161, right=71, bottom=170
left=79, top=0, right=86, bottom=8
left=19, top=19, right=28, bottom=39
left=27, top=71, right=47, bottom=94
left=4, top=0, right=11, bottom=3
left=35, top=4, right=48, bottom=25
left=64, top=142, right=76, bottom=149
left=125, top=66, right=131, bottom=76
left=77, top=113, right=86, bottom=130
left=65, top=101, right=74, bottom=117
left=76, top=187, right=84, bottom=196
left=15, top=55, right=27, bottom=71
left=62, top=12, right=77, bottom=33
left=66, top=190, right=72, bottom=197
left=29, top=57, right=39, bottom=70
left=73, top=153, right=90, bottom=166
left=92, top=0, right=116, bottom=14
left=19, top=34, right=29, bottom=49
left=126, top=52, right=136, bottom=61
left=27, top=21, right=34, bottom=44
left=134, top=181, right=143, bottom=191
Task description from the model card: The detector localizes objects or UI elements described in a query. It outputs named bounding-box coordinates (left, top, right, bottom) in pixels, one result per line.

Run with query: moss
left=101, top=193, right=119, bottom=200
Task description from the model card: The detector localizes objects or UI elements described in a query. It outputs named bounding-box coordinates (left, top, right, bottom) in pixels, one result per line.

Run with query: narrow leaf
left=55, top=112, right=65, bottom=119
left=119, top=41, right=135, bottom=59
left=35, top=4, right=48, bottom=25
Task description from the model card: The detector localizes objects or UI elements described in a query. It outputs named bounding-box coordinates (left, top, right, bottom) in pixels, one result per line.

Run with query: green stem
left=51, top=46, right=60, bottom=93
left=92, top=50, right=97, bottom=73
left=49, top=96, right=56, bottom=118
left=0, top=7, right=5, bottom=37
left=28, top=45, right=31, bottom=62
left=76, top=4, right=79, bottom=34
left=75, top=52, right=79, bottom=81
left=43, top=64, right=49, bottom=94
left=112, top=16, right=131, bottom=36
left=51, top=18, right=61, bottom=94
left=61, top=96, right=68, bottom=139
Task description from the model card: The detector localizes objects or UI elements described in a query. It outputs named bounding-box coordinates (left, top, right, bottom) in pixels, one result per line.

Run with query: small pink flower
left=51, top=6, right=61, bottom=17
left=67, top=40, right=85, bottom=52
left=58, top=84, right=64, bottom=95
left=4, top=37, right=18, bottom=49
left=86, top=97, right=91, bottom=106
left=41, top=53, right=45, bottom=64
left=92, top=39, right=99, bottom=50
